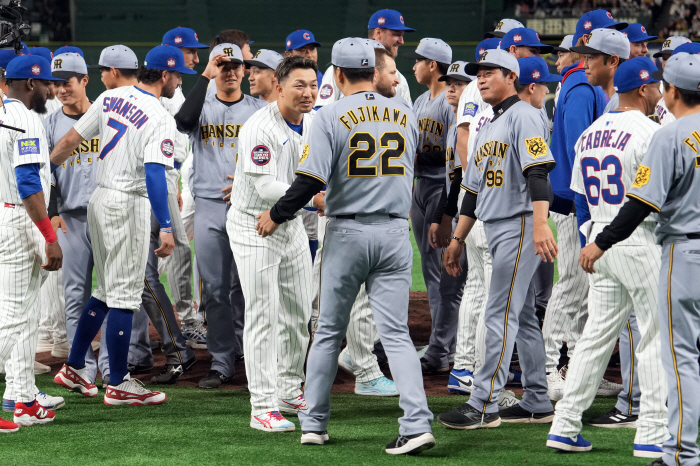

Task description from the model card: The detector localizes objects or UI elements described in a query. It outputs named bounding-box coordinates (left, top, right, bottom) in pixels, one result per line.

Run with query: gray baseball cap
left=209, top=43, right=244, bottom=64
left=553, top=35, right=574, bottom=53
left=652, top=52, right=700, bottom=92
left=408, top=38, right=452, bottom=65
left=571, top=28, right=630, bottom=59
left=367, top=39, right=386, bottom=50
left=438, top=61, right=474, bottom=83
left=465, top=48, right=520, bottom=77
left=485, top=18, right=524, bottom=38
left=653, top=35, right=692, bottom=58
left=52, top=52, right=87, bottom=78
left=97, top=44, right=138, bottom=69
left=245, top=49, right=284, bottom=70
left=331, top=37, right=375, bottom=69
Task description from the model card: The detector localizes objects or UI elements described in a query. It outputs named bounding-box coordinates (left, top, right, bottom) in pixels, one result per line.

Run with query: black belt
left=687, top=233, right=700, bottom=239
left=336, top=214, right=403, bottom=220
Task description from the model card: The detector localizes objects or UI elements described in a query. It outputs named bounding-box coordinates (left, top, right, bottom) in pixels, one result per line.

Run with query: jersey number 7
left=581, top=155, right=625, bottom=205
left=99, top=118, right=128, bottom=160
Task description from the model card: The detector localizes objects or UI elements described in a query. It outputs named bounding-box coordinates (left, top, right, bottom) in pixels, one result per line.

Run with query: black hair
left=210, top=30, right=250, bottom=51
left=422, top=58, right=449, bottom=76
left=276, top=56, right=318, bottom=84
left=137, top=65, right=166, bottom=84
left=662, top=79, right=700, bottom=106
left=602, top=55, right=626, bottom=66
left=99, top=66, right=137, bottom=79
left=333, top=65, right=375, bottom=84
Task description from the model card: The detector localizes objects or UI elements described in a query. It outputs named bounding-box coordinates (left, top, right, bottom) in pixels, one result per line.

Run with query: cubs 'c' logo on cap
left=641, top=26, right=647, bottom=33
left=496, top=21, right=504, bottom=31
left=160, top=139, right=174, bottom=158
left=639, top=69, right=650, bottom=81
left=663, top=39, right=672, bottom=49
left=606, top=11, right=613, bottom=19
left=174, top=36, right=183, bottom=45
left=584, top=20, right=593, bottom=30
left=449, top=63, right=461, bottom=73
left=303, top=32, right=310, bottom=40
left=195, top=32, right=199, bottom=40
left=632, top=165, right=651, bottom=188
left=532, top=69, right=541, bottom=80
left=513, top=34, right=523, bottom=43
left=31, top=65, right=40, bottom=75
left=251, top=145, right=271, bottom=166
left=400, top=16, right=405, bottom=24
left=378, top=16, right=386, bottom=26
left=287, top=40, right=292, bottom=48
left=167, top=58, right=176, bottom=68
left=478, top=51, right=489, bottom=62
left=536, top=32, right=541, bottom=40
left=361, top=58, right=369, bottom=66
left=53, top=59, right=63, bottom=70
left=223, top=47, right=234, bottom=57
left=525, top=136, right=548, bottom=159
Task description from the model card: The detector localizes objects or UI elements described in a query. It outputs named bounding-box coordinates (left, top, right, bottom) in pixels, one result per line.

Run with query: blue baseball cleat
left=546, top=434, right=593, bottom=452
left=634, top=443, right=663, bottom=459
left=2, top=399, right=14, bottom=412
left=448, top=368, right=474, bottom=395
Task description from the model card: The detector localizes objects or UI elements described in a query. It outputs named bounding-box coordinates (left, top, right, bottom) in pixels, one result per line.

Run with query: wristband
left=160, top=227, right=173, bottom=233
left=452, top=236, right=465, bottom=245
left=35, top=216, right=57, bottom=244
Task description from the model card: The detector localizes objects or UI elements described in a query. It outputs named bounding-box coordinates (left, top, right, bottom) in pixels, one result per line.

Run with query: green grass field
left=0, top=375, right=652, bottom=466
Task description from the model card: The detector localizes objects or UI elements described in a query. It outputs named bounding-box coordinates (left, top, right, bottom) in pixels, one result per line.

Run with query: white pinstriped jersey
left=230, top=102, right=314, bottom=216
left=73, top=85, right=176, bottom=195
left=466, top=107, right=494, bottom=161
left=315, top=65, right=412, bottom=107
left=571, top=110, right=659, bottom=245
left=158, top=87, right=188, bottom=165
left=456, top=80, right=488, bottom=126
left=655, top=98, right=675, bottom=127
left=0, top=99, right=51, bottom=207
left=444, top=123, right=459, bottom=191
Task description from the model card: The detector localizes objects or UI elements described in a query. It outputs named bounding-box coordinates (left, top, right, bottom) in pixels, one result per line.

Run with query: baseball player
left=51, top=45, right=190, bottom=406
left=256, top=37, right=434, bottom=454
left=284, top=29, right=323, bottom=84
left=576, top=51, right=700, bottom=466
left=27, top=47, right=61, bottom=118
left=621, top=23, right=657, bottom=59
left=174, top=44, right=266, bottom=388
left=0, top=54, right=64, bottom=430
left=547, top=57, right=668, bottom=458
left=437, top=49, right=557, bottom=429
left=246, top=49, right=284, bottom=103
left=654, top=39, right=696, bottom=127
left=582, top=28, right=633, bottom=113
left=552, top=35, right=574, bottom=111
left=315, top=10, right=413, bottom=108
left=228, top=56, right=321, bottom=431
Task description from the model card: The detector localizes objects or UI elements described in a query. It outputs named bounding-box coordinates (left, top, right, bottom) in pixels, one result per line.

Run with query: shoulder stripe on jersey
left=462, top=186, right=478, bottom=195
left=626, top=193, right=661, bottom=212
left=295, top=170, right=326, bottom=184
left=522, top=160, right=556, bottom=173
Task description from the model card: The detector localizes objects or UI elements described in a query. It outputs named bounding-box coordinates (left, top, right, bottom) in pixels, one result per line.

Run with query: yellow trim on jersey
left=462, top=187, right=478, bottom=195
left=625, top=321, right=635, bottom=415
left=626, top=194, right=661, bottom=213
left=666, top=245, right=684, bottom=466
left=521, top=160, right=556, bottom=173
left=144, top=278, right=184, bottom=364
left=199, top=277, right=205, bottom=321
left=296, top=170, right=327, bottom=185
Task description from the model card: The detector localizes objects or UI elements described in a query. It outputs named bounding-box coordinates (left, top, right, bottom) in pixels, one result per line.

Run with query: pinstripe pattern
left=37, top=268, right=66, bottom=343
left=655, top=98, right=675, bottom=127
left=2, top=298, right=41, bottom=403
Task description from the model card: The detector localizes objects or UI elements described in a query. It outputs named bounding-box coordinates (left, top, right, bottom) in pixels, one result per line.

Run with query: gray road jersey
left=628, top=113, right=700, bottom=244
left=297, top=91, right=418, bottom=218
left=187, top=94, right=266, bottom=199
left=603, top=93, right=619, bottom=115
left=444, top=123, right=459, bottom=193
left=43, top=108, right=99, bottom=214
left=413, top=89, right=455, bottom=180
left=463, top=100, right=555, bottom=222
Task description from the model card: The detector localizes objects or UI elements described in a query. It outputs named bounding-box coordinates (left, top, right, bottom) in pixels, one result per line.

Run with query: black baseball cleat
left=437, top=402, right=501, bottom=430
left=420, top=357, right=449, bottom=375
left=198, top=370, right=233, bottom=389
left=588, top=408, right=638, bottom=428
left=644, top=459, right=665, bottom=466
left=385, top=432, right=436, bottom=455
left=499, top=403, right=555, bottom=423
left=127, top=363, right=153, bottom=375
left=150, top=358, right=197, bottom=385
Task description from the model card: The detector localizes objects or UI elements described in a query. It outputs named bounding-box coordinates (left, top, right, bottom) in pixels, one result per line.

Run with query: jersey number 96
left=348, top=132, right=406, bottom=177
left=485, top=169, right=503, bottom=188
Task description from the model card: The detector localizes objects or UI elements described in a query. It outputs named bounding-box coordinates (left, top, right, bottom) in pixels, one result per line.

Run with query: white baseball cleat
left=34, top=361, right=51, bottom=375
left=35, top=392, right=65, bottom=410
left=301, top=431, right=329, bottom=445
left=250, top=411, right=295, bottom=432
left=54, top=364, right=98, bottom=397
left=278, top=394, right=308, bottom=415
left=51, top=340, right=70, bottom=359
left=596, top=378, right=623, bottom=397
left=355, top=376, right=399, bottom=396
left=497, top=389, right=519, bottom=410
left=547, top=369, right=566, bottom=401
left=337, top=347, right=358, bottom=375
left=104, top=375, right=167, bottom=406
left=36, top=338, right=54, bottom=354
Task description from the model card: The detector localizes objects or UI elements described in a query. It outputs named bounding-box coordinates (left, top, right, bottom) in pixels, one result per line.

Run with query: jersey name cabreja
left=414, top=88, right=455, bottom=180
left=73, top=85, right=176, bottom=196
left=315, top=64, right=412, bottom=108
left=186, top=93, right=266, bottom=199
left=297, top=91, right=418, bottom=217
left=463, top=100, right=554, bottom=222
left=570, top=110, right=659, bottom=246
left=0, top=99, right=51, bottom=208
left=444, top=123, right=460, bottom=192
left=43, top=108, right=99, bottom=213
left=655, top=98, right=675, bottom=127
left=231, top=102, right=314, bottom=216
left=628, top=112, right=700, bottom=244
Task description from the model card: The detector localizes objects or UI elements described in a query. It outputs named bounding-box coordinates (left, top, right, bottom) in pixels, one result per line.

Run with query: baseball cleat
left=497, top=389, right=520, bottom=410
left=198, top=370, right=232, bottom=389
left=499, top=403, right=554, bottom=423
left=13, top=402, right=55, bottom=426
left=126, top=363, right=153, bottom=375
left=337, top=347, right=358, bottom=375
left=385, top=432, right=436, bottom=455
left=250, top=411, right=295, bottom=432
left=588, top=408, right=638, bottom=428
left=546, top=369, right=566, bottom=401
left=104, top=375, right=167, bottom=406
left=546, top=434, right=592, bottom=452
left=34, top=361, right=50, bottom=375
left=36, top=338, right=53, bottom=353
left=437, top=403, right=501, bottom=430
left=507, top=369, right=522, bottom=386
left=51, top=340, right=70, bottom=359
left=182, top=321, right=207, bottom=350
left=54, top=364, right=98, bottom=397
left=420, top=357, right=449, bottom=375
left=301, top=430, right=329, bottom=445
left=448, top=368, right=474, bottom=395
left=633, top=443, right=663, bottom=459
left=643, top=459, right=665, bottom=465
left=596, top=378, right=623, bottom=397
left=34, top=392, right=65, bottom=410
left=278, top=394, right=308, bottom=415
left=355, top=376, right=399, bottom=396
left=150, top=358, right=197, bottom=385
left=0, top=416, right=19, bottom=433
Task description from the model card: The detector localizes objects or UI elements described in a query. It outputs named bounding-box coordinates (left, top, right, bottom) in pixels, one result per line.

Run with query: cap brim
left=542, top=73, right=562, bottom=82
left=376, top=25, right=415, bottom=32
left=570, top=45, right=603, bottom=54
left=610, top=21, right=628, bottom=30
left=438, top=74, right=472, bottom=83
left=178, top=67, right=197, bottom=75
left=651, top=69, right=664, bottom=80
left=464, top=61, right=502, bottom=75
left=184, top=44, right=209, bottom=49
left=652, top=51, right=671, bottom=58
left=484, top=31, right=506, bottom=38
left=552, top=46, right=570, bottom=53
left=217, top=57, right=244, bottom=65
left=52, top=70, right=85, bottom=79
left=535, top=45, right=554, bottom=54
left=406, top=51, right=426, bottom=60
left=244, top=59, right=272, bottom=69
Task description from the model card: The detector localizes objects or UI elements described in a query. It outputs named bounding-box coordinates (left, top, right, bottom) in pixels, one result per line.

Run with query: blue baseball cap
left=671, top=42, right=700, bottom=55
left=28, top=47, right=53, bottom=63
left=621, top=23, right=657, bottom=43
left=286, top=29, right=321, bottom=51
left=54, top=45, right=84, bottom=57
left=518, top=57, right=561, bottom=84
left=614, top=56, right=658, bottom=93
left=475, top=38, right=502, bottom=61
left=144, top=45, right=197, bottom=74
left=18, top=42, right=29, bottom=55
left=0, top=49, right=17, bottom=69
left=5, top=55, right=64, bottom=81
left=573, top=10, right=627, bottom=47
left=501, top=28, right=553, bottom=54
left=162, top=27, right=208, bottom=49
left=367, top=9, right=415, bottom=32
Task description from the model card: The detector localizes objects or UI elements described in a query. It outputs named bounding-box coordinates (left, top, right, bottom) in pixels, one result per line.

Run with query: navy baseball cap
left=54, top=45, right=84, bottom=57
left=573, top=10, right=627, bottom=47
left=501, top=28, right=553, bottom=54
left=518, top=57, right=561, bottom=84
left=672, top=42, right=700, bottom=56
left=614, top=56, right=658, bottom=93
left=144, top=45, right=197, bottom=74
left=485, top=19, right=524, bottom=38
left=475, top=38, right=502, bottom=61
left=286, top=30, right=321, bottom=51
left=368, top=9, right=415, bottom=32
left=28, top=47, right=53, bottom=63
left=5, top=55, right=64, bottom=81
left=162, top=27, right=208, bottom=49
left=0, top=49, right=17, bottom=69
left=621, top=23, right=657, bottom=43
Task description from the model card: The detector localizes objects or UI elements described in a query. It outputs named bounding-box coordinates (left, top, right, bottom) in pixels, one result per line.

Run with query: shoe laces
left=36, top=392, right=47, bottom=399
left=124, top=377, right=151, bottom=395
left=394, top=435, right=409, bottom=447
left=270, top=411, right=285, bottom=421
left=558, top=365, right=568, bottom=379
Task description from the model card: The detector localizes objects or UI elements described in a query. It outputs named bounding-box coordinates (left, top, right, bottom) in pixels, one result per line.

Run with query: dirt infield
left=36, top=291, right=622, bottom=396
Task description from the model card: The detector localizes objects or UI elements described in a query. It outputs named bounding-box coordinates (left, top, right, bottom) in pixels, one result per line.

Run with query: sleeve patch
left=160, top=139, right=174, bottom=158
left=463, top=103, right=478, bottom=117
left=299, top=144, right=309, bottom=164
left=632, top=165, right=651, bottom=188
left=525, top=136, right=548, bottom=159
left=18, top=138, right=40, bottom=156
left=251, top=145, right=271, bottom=166
left=319, top=84, right=333, bottom=100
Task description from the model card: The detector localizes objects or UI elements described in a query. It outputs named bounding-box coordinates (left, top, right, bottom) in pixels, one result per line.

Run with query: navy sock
left=106, top=308, right=133, bottom=386
left=67, top=297, right=109, bottom=368
left=24, top=400, right=35, bottom=407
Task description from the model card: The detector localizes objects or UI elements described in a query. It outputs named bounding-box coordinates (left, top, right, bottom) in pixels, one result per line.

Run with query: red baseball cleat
left=54, top=364, right=98, bottom=397
left=0, top=416, right=19, bottom=433
left=104, top=375, right=167, bottom=406
left=14, top=402, right=55, bottom=426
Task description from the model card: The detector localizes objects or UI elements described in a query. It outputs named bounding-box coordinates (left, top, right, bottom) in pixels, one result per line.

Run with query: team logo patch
left=303, top=32, right=310, bottom=40
left=160, top=139, right=174, bottom=158
left=299, top=144, right=310, bottom=164
left=251, top=145, right=271, bottom=166
left=532, top=70, right=541, bottom=80
left=365, top=93, right=375, bottom=100
left=478, top=47, right=486, bottom=56
left=400, top=15, right=405, bottom=24
left=606, top=11, right=613, bottom=19
left=623, top=32, right=628, bottom=37
left=478, top=51, right=489, bottom=63
left=536, top=32, right=541, bottom=40
left=378, top=16, right=386, bottom=26
left=53, top=58, right=63, bottom=70
left=31, top=65, right=41, bottom=75
left=18, top=138, right=40, bottom=156
left=496, top=21, right=504, bottom=31
left=663, top=39, right=672, bottom=49
left=320, top=84, right=333, bottom=99
left=641, top=26, right=647, bottom=33
left=449, top=63, right=461, bottom=73
left=632, top=165, right=651, bottom=188
left=525, top=136, right=548, bottom=159
left=287, top=40, right=292, bottom=48
left=223, top=47, right=235, bottom=57
left=463, top=102, right=478, bottom=117
left=584, top=20, right=593, bottom=30
left=639, top=69, right=650, bottom=81
left=584, top=32, right=594, bottom=44
left=195, top=32, right=199, bottom=40
left=361, top=58, right=369, bottom=66
left=513, top=34, right=522, bottom=43
left=174, top=36, right=183, bottom=45
left=167, top=58, right=176, bottom=68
